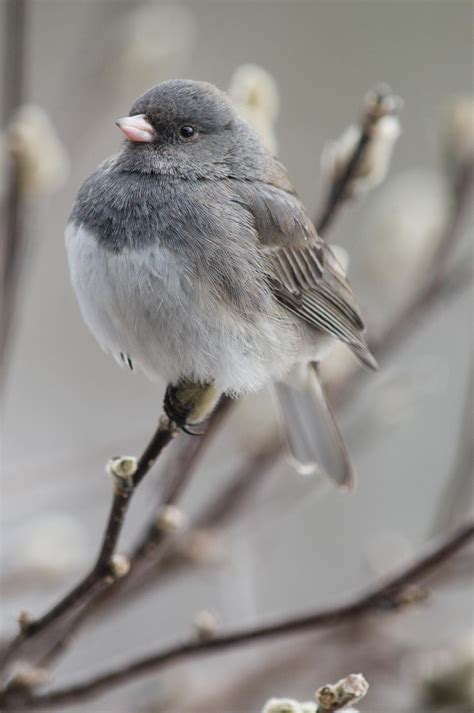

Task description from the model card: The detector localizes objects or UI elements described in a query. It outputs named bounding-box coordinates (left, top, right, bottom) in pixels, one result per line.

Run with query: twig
left=100, top=433, right=282, bottom=606
left=0, top=0, right=28, bottom=374
left=1, top=521, right=472, bottom=710
left=15, top=398, right=236, bottom=671
left=132, top=396, right=234, bottom=560
left=331, top=159, right=473, bottom=408
left=0, top=416, right=179, bottom=675
left=315, top=85, right=400, bottom=234
left=29, top=241, right=471, bottom=672
left=25, top=109, right=471, bottom=683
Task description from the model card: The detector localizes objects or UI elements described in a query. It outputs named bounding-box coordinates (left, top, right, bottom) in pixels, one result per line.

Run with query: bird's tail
left=273, top=362, right=354, bottom=489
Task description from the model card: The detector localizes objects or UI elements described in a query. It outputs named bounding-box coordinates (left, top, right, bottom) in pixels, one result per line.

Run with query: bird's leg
left=164, top=381, right=221, bottom=433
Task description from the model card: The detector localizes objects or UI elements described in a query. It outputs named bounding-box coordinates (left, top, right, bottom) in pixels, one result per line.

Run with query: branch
left=25, top=398, right=236, bottom=670
left=315, top=85, right=401, bottom=234
left=0, top=0, right=28, bottom=375
left=29, top=236, right=471, bottom=670
left=1, top=521, right=472, bottom=710
left=0, top=416, right=179, bottom=675
left=331, top=158, right=473, bottom=408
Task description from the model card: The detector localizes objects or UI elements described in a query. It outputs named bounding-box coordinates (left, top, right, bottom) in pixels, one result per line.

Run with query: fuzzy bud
left=156, top=505, right=187, bottom=533
left=321, top=86, right=401, bottom=199
left=17, top=611, right=33, bottom=633
left=179, top=529, right=224, bottom=564
left=229, top=64, right=279, bottom=154
left=106, top=456, right=137, bottom=490
left=5, top=105, right=69, bottom=196
left=109, top=553, right=130, bottom=579
left=442, top=96, right=474, bottom=175
left=8, top=664, right=50, bottom=691
left=194, top=610, right=219, bottom=641
left=316, top=673, right=369, bottom=711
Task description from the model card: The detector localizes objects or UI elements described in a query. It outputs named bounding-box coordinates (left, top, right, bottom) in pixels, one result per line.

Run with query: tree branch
left=330, top=158, right=473, bottom=408
left=1, top=521, right=472, bottom=710
left=315, top=85, right=400, bottom=235
left=0, top=0, right=28, bottom=376
left=0, top=416, right=179, bottom=675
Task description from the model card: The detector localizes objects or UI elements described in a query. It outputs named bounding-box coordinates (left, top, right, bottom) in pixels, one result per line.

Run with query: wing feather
left=229, top=177, right=376, bottom=369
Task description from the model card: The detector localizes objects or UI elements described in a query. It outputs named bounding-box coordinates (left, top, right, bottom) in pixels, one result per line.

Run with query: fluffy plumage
left=66, top=79, right=376, bottom=486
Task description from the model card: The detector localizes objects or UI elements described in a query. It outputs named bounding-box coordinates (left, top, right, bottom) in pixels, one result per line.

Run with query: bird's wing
left=230, top=178, right=376, bottom=369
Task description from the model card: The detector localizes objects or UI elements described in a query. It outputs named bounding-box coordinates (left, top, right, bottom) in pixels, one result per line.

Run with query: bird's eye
left=179, top=125, right=195, bottom=139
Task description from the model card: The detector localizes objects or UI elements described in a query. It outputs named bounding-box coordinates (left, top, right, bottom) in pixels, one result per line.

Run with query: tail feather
left=274, top=363, right=354, bottom=489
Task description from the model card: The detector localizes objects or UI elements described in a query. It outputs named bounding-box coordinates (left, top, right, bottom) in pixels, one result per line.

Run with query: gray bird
left=66, top=79, right=376, bottom=488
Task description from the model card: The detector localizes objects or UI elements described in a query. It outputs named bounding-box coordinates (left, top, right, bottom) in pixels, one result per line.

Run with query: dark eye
left=179, top=125, right=195, bottom=139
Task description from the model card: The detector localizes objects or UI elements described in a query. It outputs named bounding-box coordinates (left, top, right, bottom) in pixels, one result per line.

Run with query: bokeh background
left=1, top=1, right=473, bottom=712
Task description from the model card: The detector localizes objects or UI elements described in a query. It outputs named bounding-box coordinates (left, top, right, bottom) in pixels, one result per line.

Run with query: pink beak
left=115, top=114, right=156, bottom=143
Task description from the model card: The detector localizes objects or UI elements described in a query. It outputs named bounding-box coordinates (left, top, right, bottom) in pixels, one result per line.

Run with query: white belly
left=65, top=223, right=300, bottom=393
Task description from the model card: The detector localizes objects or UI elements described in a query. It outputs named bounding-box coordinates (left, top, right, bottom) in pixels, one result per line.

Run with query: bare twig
left=315, top=85, right=400, bottom=234
left=331, top=159, right=473, bottom=408
left=28, top=398, right=236, bottom=669
left=0, top=416, right=179, bottom=675
left=27, top=235, right=471, bottom=673
left=0, top=0, right=28, bottom=373
left=1, top=521, right=471, bottom=710
left=132, top=396, right=234, bottom=560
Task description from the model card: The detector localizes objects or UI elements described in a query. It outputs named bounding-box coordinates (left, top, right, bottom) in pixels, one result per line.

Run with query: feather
left=230, top=176, right=376, bottom=370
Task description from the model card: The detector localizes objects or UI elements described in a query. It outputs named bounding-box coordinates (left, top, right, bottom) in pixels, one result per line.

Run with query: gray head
left=115, top=79, right=264, bottom=178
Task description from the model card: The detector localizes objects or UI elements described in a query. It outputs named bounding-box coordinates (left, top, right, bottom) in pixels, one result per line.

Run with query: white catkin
left=229, top=64, right=280, bottom=154
left=442, top=96, right=474, bottom=169
left=366, top=169, right=449, bottom=287
left=6, top=104, right=69, bottom=196
left=321, top=116, right=401, bottom=196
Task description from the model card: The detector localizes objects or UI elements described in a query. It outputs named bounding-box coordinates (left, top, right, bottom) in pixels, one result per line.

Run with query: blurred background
left=1, top=1, right=473, bottom=712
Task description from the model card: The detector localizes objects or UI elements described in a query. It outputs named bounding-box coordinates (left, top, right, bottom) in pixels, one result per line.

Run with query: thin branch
left=132, top=396, right=234, bottom=560
left=315, top=85, right=400, bottom=235
left=29, top=398, right=236, bottom=670
left=29, top=242, right=472, bottom=670
left=1, top=521, right=472, bottom=710
left=20, top=119, right=471, bottom=683
left=0, top=417, right=179, bottom=674
left=331, top=160, right=473, bottom=408
left=0, top=0, right=28, bottom=374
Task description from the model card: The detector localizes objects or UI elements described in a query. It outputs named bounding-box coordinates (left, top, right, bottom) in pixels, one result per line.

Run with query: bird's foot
left=163, top=382, right=218, bottom=435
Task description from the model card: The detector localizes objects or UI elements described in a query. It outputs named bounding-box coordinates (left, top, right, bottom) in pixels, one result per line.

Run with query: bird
left=66, top=79, right=377, bottom=489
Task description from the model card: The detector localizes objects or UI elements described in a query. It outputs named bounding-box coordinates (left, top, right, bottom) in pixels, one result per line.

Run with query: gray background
left=1, top=1, right=473, bottom=712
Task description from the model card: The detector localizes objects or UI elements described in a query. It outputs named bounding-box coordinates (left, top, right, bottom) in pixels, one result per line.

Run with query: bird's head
left=115, top=79, right=245, bottom=177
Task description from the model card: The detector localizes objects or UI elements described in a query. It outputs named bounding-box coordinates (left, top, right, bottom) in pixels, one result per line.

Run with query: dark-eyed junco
left=66, top=79, right=376, bottom=488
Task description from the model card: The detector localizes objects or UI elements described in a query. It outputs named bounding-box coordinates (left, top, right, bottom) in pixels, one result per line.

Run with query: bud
left=106, top=456, right=137, bottom=489
left=442, top=96, right=474, bottom=175
left=316, top=673, right=369, bottom=711
left=321, top=86, right=401, bottom=199
left=156, top=505, right=187, bottom=533
left=6, top=104, right=69, bottom=196
left=179, top=529, right=224, bottom=564
left=8, top=664, right=50, bottom=691
left=17, top=610, right=33, bottom=633
left=194, top=610, right=219, bottom=641
left=109, top=553, right=130, bottom=579
left=229, top=64, right=279, bottom=154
